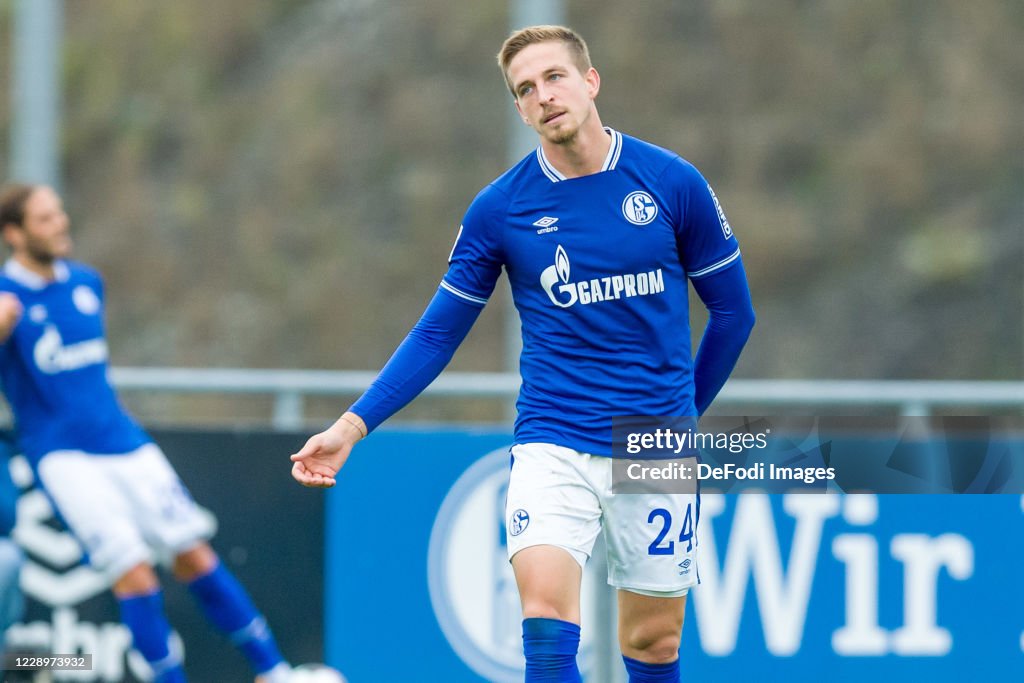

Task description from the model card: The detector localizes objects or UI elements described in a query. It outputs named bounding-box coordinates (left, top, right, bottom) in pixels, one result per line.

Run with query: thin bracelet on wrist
left=340, top=414, right=367, bottom=438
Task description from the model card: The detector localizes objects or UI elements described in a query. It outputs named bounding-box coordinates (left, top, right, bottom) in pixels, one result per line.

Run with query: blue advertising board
left=325, top=427, right=1024, bottom=681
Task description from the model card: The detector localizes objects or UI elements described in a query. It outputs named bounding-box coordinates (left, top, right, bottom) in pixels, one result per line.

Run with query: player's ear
left=585, top=67, right=600, bottom=99
left=513, top=97, right=527, bottom=123
left=2, top=223, right=22, bottom=250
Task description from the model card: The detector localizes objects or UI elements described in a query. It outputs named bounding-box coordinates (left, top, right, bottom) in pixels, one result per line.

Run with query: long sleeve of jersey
left=691, top=259, right=756, bottom=415
left=348, top=287, right=483, bottom=432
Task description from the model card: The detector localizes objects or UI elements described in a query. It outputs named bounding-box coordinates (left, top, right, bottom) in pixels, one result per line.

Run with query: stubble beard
left=544, top=117, right=580, bottom=146
left=25, top=236, right=65, bottom=265
left=547, top=128, right=578, bottom=146
left=544, top=105, right=594, bottom=146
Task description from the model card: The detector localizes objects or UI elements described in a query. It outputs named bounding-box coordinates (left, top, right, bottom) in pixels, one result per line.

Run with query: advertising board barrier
left=326, top=426, right=1023, bottom=682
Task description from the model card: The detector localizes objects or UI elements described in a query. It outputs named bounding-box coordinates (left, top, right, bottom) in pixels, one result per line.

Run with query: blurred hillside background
left=0, top=0, right=1021, bottom=424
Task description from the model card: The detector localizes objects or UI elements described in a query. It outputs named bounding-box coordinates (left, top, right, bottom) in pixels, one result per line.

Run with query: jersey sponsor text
left=540, top=245, right=665, bottom=309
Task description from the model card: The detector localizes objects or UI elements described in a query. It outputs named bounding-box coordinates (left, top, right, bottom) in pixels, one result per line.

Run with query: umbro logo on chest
left=533, top=216, right=559, bottom=235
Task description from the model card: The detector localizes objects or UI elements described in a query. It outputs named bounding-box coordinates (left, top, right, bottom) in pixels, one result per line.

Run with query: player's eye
left=518, top=85, right=533, bottom=97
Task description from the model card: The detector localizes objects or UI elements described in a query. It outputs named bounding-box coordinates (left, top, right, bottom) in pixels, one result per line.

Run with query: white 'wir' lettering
left=832, top=494, right=887, bottom=654
left=832, top=535, right=888, bottom=654
left=693, top=494, right=840, bottom=656
left=889, top=534, right=973, bottom=655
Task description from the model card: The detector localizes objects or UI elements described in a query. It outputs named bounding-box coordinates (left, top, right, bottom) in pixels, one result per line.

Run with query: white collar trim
left=536, top=127, right=623, bottom=183
left=3, top=258, right=70, bottom=290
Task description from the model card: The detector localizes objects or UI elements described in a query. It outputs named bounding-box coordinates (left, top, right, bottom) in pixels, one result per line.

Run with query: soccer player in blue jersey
left=0, top=184, right=293, bottom=683
left=292, top=25, right=755, bottom=682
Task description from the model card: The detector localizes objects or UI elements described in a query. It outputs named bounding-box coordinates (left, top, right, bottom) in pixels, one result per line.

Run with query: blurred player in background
left=0, top=183, right=293, bottom=683
left=292, top=25, right=755, bottom=682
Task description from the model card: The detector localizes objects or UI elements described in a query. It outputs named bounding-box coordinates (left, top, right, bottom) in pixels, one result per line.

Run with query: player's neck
left=13, top=252, right=59, bottom=282
left=540, top=116, right=611, bottom=179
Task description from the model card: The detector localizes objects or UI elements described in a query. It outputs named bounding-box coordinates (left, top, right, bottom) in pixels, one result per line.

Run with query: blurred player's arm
left=691, top=261, right=755, bottom=415
left=0, top=292, right=23, bottom=344
left=290, top=288, right=483, bottom=487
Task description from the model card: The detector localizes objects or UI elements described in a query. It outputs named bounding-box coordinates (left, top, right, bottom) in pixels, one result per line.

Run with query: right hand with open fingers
left=289, top=414, right=364, bottom=488
left=290, top=432, right=347, bottom=488
left=291, top=458, right=338, bottom=488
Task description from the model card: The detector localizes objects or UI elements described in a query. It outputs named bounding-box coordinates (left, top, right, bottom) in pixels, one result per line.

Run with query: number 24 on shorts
left=647, top=505, right=694, bottom=555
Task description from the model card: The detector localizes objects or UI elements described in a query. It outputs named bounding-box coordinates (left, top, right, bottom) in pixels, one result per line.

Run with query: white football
left=289, top=663, right=348, bottom=683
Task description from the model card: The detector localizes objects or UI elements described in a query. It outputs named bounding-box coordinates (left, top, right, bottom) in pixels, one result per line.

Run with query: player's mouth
left=52, top=233, right=73, bottom=255
left=543, top=111, right=566, bottom=124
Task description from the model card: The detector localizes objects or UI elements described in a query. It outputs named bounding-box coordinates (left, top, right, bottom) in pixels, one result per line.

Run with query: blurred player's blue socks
left=622, top=654, right=681, bottom=682
left=117, top=590, right=186, bottom=683
left=186, top=562, right=287, bottom=676
left=522, top=617, right=583, bottom=682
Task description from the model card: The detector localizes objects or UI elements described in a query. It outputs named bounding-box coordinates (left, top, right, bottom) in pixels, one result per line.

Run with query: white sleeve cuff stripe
left=688, top=249, right=741, bottom=279
left=439, top=280, right=489, bottom=306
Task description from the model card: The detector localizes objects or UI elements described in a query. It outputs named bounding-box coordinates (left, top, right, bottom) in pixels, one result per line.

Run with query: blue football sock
left=117, top=590, right=187, bottom=683
left=622, top=654, right=681, bottom=682
left=522, top=617, right=582, bottom=682
left=187, top=562, right=285, bottom=674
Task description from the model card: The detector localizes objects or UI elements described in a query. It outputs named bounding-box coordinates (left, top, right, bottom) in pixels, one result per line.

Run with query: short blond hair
left=497, top=25, right=592, bottom=96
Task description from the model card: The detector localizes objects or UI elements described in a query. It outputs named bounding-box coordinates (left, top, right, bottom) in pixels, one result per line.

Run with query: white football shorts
left=36, top=443, right=215, bottom=580
left=505, top=442, right=699, bottom=597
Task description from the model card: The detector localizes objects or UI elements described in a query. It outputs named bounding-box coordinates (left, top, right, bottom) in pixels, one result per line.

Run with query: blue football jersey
left=443, top=130, right=741, bottom=455
left=0, top=259, right=149, bottom=464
